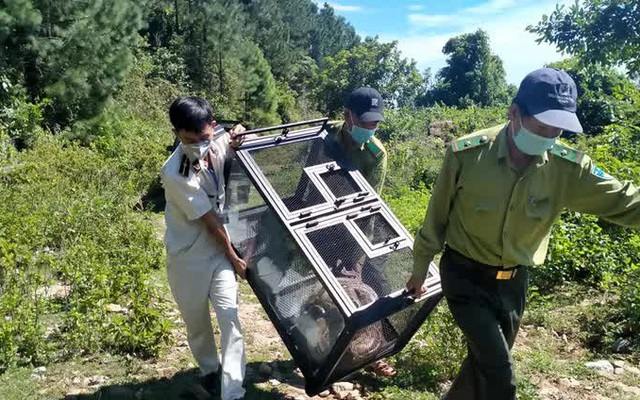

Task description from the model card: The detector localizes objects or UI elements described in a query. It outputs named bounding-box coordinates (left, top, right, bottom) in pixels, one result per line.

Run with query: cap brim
left=358, top=111, right=385, bottom=123
left=533, top=109, right=583, bottom=133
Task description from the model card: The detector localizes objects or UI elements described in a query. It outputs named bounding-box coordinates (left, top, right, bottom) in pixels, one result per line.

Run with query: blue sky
left=316, top=0, right=576, bottom=84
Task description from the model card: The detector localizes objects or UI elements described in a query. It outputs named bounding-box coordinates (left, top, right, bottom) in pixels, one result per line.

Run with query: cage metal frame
left=229, top=123, right=442, bottom=394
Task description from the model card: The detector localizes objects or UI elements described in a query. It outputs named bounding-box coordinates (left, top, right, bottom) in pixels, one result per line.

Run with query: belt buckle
left=496, top=269, right=516, bottom=280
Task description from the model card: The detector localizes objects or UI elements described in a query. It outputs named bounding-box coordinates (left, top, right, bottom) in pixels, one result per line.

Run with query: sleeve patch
left=591, top=165, right=613, bottom=180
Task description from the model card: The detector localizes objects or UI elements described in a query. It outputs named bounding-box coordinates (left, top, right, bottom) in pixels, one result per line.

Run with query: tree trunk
left=218, top=48, right=224, bottom=93
left=174, top=0, right=180, bottom=33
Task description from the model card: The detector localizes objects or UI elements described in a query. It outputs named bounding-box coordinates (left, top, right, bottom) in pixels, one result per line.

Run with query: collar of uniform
left=538, top=150, right=549, bottom=166
left=497, top=123, right=549, bottom=167
left=338, top=121, right=366, bottom=151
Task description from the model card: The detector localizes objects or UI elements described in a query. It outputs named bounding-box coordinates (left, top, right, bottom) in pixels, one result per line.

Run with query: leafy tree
left=0, top=0, right=41, bottom=86
left=144, top=0, right=181, bottom=48
left=241, top=0, right=318, bottom=83
left=529, top=0, right=640, bottom=77
left=139, top=0, right=363, bottom=125
left=278, top=0, right=321, bottom=52
left=547, top=58, right=640, bottom=135
left=275, top=81, right=302, bottom=123
left=240, top=0, right=291, bottom=81
left=237, top=42, right=280, bottom=127
left=0, top=0, right=145, bottom=127
left=427, top=29, right=511, bottom=108
left=180, top=0, right=244, bottom=96
left=315, top=38, right=426, bottom=116
left=310, top=4, right=359, bottom=66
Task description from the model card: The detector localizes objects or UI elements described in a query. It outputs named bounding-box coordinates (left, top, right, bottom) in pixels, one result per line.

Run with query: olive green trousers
left=440, top=247, right=528, bottom=400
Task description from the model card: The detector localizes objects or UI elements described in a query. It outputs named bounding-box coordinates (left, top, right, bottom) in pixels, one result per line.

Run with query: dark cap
left=514, top=68, right=583, bottom=133
left=345, top=87, right=385, bottom=123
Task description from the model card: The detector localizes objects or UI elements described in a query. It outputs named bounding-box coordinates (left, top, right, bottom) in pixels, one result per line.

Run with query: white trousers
left=167, top=254, right=246, bottom=400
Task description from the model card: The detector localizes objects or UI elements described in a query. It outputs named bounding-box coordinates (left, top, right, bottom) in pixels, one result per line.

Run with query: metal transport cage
left=223, top=118, right=442, bottom=396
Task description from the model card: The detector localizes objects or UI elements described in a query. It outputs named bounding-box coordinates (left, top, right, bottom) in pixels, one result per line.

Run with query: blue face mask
left=348, top=115, right=376, bottom=145
left=513, top=117, right=559, bottom=156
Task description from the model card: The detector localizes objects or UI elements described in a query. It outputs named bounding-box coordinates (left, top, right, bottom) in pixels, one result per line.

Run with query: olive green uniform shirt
left=325, top=121, right=387, bottom=194
left=413, top=123, right=640, bottom=276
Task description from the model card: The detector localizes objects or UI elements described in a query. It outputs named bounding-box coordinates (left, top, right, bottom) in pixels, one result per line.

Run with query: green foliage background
left=1, top=1, right=640, bottom=397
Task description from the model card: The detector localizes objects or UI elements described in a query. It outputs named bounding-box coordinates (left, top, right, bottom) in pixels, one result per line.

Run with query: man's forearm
left=202, top=211, right=238, bottom=261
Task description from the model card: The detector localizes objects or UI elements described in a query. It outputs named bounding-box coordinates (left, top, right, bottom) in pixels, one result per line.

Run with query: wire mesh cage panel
left=319, top=169, right=362, bottom=198
left=354, top=213, right=398, bottom=245
left=224, top=121, right=442, bottom=395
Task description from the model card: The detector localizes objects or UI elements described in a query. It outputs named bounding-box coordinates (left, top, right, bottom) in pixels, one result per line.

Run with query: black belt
left=444, top=245, right=522, bottom=280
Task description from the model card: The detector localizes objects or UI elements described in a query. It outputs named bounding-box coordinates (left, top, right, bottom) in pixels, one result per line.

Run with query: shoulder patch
left=549, top=143, right=585, bottom=164
left=590, top=165, right=614, bottom=180
left=365, top=139, right=385, bottom=160
left=451, top=135, right=490, bottom=152
left=178, top=155, right=190, bottom=177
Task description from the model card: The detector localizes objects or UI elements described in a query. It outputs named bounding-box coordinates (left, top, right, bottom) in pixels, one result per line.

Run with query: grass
left=0, top=367, right=37, bottom=399
left=2, top=242, right=640, bottom=400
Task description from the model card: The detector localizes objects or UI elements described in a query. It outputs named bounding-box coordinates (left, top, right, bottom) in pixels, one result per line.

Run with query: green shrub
left=0, top=77, right=50, bottom=150
left=385, top=137, right=445, bottom=197
left=381, top=105, right=506, bottom=198
left=389, top=304, right=466, bottom=392
left=534, top=124, right=640, bottom=355
left=379, top=104, right=506, bottom=143
left=617, top=263, right=640, bottom=348
left=0, top=240, right=51, bottom=372
left=0, top=133, right=170, bottom=370
left=384, top=186, right=431, bottom=235
left=385, top=186, right=465, bottom=392
left=537, top=211, right=640, bottom=291
left=425, top=104, right=506, bottom=137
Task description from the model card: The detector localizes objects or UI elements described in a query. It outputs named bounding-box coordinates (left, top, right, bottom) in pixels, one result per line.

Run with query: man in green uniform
left=406, top=68, right=640, bottom=399
left=324, top=87, right=388, bottom=194
left=324, top=87, right=395, bottom=377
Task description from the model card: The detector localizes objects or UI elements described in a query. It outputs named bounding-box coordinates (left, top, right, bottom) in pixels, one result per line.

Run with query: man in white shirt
left=161, top=96, right=246, bottom=400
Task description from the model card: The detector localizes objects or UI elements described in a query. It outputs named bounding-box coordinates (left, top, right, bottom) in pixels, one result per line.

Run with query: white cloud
left=379, top=33, right=451, bottom=73
left=408, top=0, right=520, bottom=29
left=408, top=14, right=452, bottom=27
left=465, top=0, right=517, bottom=15
left=317, top=2, right=363, bottom=12
left=387, top=0, right=576, bottom=84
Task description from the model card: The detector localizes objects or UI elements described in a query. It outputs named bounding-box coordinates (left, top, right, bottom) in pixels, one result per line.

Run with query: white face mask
left=182, top=140, right=210, bottom=161
left=180, top=125, right=226, bottom=160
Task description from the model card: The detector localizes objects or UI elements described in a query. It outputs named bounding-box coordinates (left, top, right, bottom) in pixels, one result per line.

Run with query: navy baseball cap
left=345, top=87, right=385, bottom=123
left=514, top=68, right=583, bottom=133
